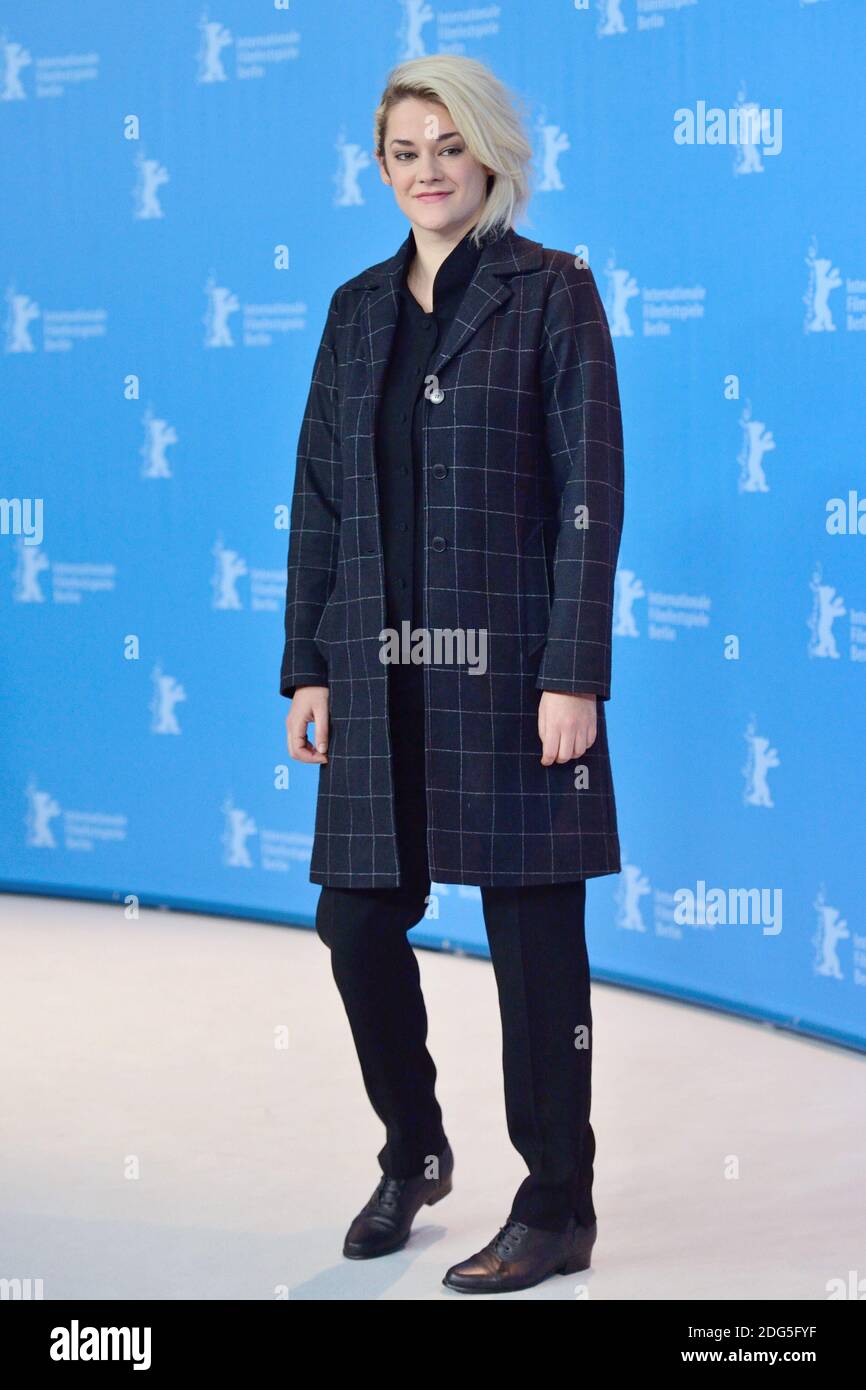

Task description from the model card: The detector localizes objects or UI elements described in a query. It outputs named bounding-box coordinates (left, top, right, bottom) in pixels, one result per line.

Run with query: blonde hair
left=373, top=55, right=533, bottom=247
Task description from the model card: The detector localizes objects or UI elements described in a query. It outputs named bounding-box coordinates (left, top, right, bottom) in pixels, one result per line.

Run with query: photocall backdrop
left=2, top=0, right=864, bottom=1051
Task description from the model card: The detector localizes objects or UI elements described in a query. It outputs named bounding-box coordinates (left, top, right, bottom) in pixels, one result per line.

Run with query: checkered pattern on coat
left=280, top=226, right=624, bottom=887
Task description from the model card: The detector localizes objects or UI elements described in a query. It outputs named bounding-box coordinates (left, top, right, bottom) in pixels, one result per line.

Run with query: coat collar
left=347, top=224, right=544, bottom=391
left=398, top=224, right=483, bottom=313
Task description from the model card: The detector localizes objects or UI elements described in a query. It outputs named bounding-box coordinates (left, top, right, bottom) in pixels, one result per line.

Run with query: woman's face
left=377, top=96, right=491, bottom=240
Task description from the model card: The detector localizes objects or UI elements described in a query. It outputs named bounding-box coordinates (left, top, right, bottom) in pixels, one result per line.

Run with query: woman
left=281, top=54, right=624, bottom=1294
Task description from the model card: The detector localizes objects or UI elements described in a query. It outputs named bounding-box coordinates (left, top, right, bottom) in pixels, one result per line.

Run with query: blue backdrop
left=2, top=0, right=864, bottom=1050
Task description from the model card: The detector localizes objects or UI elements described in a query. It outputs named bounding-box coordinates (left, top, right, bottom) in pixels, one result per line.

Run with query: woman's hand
left=286, top=685, right=330, bottom=764
left=538, top=690, right=597, bottom=765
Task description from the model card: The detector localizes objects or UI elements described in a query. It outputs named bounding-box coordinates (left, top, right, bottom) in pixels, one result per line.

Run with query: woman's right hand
left=286, top=686, right=330, bottom=764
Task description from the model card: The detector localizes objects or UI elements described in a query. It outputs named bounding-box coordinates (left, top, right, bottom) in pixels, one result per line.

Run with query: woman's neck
left=407, top=219, right=478, bottom=312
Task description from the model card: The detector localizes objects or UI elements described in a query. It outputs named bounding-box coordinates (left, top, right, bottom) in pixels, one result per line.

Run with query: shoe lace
left=492, top=1219, right=529, bottom=1258
left=374, top=1176, right=406, bottom=1211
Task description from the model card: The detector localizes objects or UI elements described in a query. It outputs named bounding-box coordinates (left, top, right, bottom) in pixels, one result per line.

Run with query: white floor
left=2, top=891, right=864, bottom=1301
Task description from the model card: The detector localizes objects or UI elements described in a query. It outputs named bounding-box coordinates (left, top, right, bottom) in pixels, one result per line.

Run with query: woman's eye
left=395, top=146, right=464, bottom=160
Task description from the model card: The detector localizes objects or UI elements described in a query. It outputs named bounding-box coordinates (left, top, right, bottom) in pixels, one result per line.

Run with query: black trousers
left=314, top=686, right=596, bottom=1233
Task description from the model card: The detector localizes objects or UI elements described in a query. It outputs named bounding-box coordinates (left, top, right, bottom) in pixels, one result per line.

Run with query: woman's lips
left=415, top=191, right=451, bottom=201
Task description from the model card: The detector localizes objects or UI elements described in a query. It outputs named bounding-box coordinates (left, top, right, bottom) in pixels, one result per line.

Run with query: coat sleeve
left=279, top=290, right=342, bottom=700
left=535, top=260, right=624, bottom=701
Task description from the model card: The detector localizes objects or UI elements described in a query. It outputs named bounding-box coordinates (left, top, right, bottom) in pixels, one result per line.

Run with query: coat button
left=432, top=463, right=447, bottom=479
left=431, top=535, right=447, bottom=552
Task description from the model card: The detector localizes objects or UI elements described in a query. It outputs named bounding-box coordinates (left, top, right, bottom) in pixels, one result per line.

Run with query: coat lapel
left=359, top=225, right=544, bottom=425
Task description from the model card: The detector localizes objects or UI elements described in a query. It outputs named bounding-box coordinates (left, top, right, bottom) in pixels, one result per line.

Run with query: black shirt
left=375, top=226, right=484, bottom=712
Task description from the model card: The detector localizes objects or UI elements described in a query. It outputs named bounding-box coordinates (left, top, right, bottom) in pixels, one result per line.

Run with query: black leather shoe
left=342, top=1143, right=454, bottom=1259
left=442, top=1216, right=597, bottom=1293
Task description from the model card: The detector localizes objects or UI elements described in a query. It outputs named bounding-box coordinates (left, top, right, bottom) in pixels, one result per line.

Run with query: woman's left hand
left=538, top=691, right=597, bottom=765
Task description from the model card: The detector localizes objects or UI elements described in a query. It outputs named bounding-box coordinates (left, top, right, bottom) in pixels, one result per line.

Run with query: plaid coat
left=280, top=225, right=624, bottom=887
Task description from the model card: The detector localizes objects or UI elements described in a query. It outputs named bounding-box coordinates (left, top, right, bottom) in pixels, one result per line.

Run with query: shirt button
left=400, top=465, right=409, bottom=476
left=399, top=521, right=408, bottom=533
left=431, top=536, right=447, bottom=553
left=432, top=463, right=447, bottom=479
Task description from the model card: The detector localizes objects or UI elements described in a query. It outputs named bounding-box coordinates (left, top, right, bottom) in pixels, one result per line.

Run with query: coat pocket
left=525, top=617, right=550, bottom=666
left=521, top=533, right=553, bottom=665
left=521, top=585, right=552, bottom=670
left=313, top=596, right=338, bottom=656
